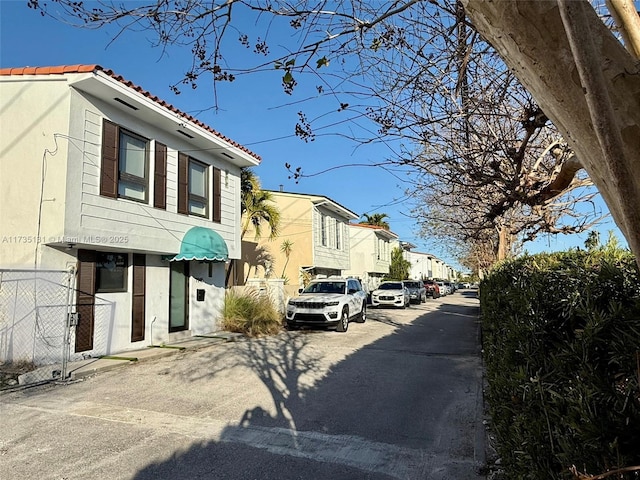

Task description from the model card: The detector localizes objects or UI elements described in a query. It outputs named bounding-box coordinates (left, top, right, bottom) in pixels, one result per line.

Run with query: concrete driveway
left=0, top=290, right=486, bottom=480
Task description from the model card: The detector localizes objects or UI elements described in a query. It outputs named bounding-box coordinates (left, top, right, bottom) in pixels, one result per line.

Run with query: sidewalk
left=17, top=332, right=244, bottom=385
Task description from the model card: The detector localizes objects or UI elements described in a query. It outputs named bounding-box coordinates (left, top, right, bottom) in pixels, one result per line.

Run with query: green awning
left=171, top=226, right=229, bottom=262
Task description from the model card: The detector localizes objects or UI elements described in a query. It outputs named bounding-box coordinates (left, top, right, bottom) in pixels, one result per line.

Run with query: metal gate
left=0, top=268, right=75, bottom=388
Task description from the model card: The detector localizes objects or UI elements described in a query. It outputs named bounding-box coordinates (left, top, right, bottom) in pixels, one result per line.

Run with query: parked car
left=404, top=280, right=427, bottom=304
left=371, top=281, right=411, bottom=309
left=423, top=280, right=440, bottom=298
left=436, top=281, right=449, bottom=295
left=445, top=281, right=455, bottom=293
left=286, top=277, right=367, bottom=332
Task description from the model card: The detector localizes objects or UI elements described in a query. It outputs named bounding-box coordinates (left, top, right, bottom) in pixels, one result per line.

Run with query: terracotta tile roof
left=0, top=64, right=261, bottom=162
left=349, top=222, right=398, bottom=236
left=349, top=222, right=388, bottom=230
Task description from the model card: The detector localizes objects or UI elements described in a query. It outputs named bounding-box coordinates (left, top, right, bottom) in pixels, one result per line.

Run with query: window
left=96, top=252, right=128, bottom=293
left=118, top=130, right=149, bottom=201
left=188, top=159, right=208, bottom=217
left=178, top=153, right=221, bottom=220
left=335, top=219, right=341, bottom=249
left=100, top=120, right=149, bottom=202
left=320, top=213, right=327, bottom=246
left=347, top=279, right=361, bottom=293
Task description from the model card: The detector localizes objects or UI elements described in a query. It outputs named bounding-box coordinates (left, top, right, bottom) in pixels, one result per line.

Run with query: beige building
left=0, top=65, right=260, bottom=362
left=241, top=191, right=359, bottom=296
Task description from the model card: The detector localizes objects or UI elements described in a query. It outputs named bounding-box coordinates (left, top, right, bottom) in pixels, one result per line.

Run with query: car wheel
left=356, top=302, right=366, bottom=323
left=336, top=307, right=349, bottom=332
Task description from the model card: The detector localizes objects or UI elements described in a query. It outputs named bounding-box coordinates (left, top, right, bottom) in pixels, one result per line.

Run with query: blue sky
left=0, top=1, right=628, bottom=268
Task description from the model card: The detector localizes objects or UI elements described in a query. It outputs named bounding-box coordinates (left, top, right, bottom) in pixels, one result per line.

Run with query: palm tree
left=240, top=168, right=261, bottom=213
left=240, top=168, right=280, bottom=240
left=280, top=239, right=294, bottom=278
left=359, top=213, right=390, bottom=230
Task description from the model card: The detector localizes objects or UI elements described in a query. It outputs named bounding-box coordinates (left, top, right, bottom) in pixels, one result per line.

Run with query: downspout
left=149, top=316, right=156, bottom=347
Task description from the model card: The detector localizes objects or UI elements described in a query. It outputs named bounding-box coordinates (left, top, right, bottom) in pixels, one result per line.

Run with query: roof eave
left=68, top=69, right=260, bottom=168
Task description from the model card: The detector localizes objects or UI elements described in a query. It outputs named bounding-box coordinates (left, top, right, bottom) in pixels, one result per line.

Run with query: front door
left=169, top=261, right=189, bottom=332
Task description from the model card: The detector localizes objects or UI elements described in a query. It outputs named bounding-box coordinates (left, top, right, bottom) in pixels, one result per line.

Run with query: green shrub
left=221, top=288, right=284, bottom=337
left=481, top=247, right=640, bottom=479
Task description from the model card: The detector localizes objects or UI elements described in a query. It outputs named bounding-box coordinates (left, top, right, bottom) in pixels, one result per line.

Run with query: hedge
left=481, top=248, right=640, bottom=479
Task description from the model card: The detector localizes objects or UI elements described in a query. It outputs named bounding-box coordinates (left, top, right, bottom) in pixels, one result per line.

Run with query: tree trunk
left=497, top=225, right=510, bottom=261
left=462, top=0, right=640, bottom=268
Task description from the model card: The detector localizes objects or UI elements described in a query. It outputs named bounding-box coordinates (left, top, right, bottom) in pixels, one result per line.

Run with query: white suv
left=286, top=277, right=367, bottom=332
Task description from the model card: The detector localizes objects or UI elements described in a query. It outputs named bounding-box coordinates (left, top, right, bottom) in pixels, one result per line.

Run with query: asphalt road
left=0, top=290, right=486, bottom=480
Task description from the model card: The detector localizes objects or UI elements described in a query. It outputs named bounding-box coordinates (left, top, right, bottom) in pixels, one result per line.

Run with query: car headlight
left=326, top=301, right=339, bottom=306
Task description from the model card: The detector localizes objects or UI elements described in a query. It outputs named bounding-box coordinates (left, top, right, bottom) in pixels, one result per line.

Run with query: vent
left=113, top=97, right=139, bottom=111
left=177, top=130, right=194, bottom=139
left=221, top=152, right=234, bottom=159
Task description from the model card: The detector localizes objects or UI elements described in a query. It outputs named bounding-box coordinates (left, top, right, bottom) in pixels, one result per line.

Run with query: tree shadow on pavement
left=133, top=299, right=485, bottom=480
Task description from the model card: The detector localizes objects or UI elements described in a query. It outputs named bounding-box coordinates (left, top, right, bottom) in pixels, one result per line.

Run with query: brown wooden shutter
left=154, top=142, right=167, bottom=209
left=100, top=120, right=118, bottom=198
left=213, top=167, right=221, bottom=223
left=178, top=152, right=189, bottom=215
left=75, top=249, right=96, bottom=352
left=131, top=254, right=146, bottom=342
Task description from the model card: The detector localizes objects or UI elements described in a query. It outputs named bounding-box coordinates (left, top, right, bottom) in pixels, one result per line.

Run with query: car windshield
left=404, top=282, right=420, bottom=288
left=378, top=282, right=403, bottom=290
left=303, top=281, right=346, bottom=294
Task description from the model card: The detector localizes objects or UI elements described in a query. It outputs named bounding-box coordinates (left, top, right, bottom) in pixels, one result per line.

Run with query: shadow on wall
left=235, top=240, right=274, bottom=286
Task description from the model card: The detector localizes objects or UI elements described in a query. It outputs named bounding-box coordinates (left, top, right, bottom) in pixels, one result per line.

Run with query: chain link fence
left=0, top=269, right=74, bottom=388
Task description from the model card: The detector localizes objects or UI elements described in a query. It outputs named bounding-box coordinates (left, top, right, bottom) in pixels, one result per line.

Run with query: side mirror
left=298, top=288, right=304, bottom=294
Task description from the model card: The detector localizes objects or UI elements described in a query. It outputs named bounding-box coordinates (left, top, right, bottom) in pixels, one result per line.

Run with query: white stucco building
left=0, top=65, right=260, bottom=360
left=401, top=244, right=454, bottom=281
left=345, top=223, right=399, bottom=292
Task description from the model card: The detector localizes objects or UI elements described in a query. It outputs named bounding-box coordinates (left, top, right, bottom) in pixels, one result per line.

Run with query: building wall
left=405, top=251, right=434, bottom=280
left=1, top=72, right=244, bottom=357
left=1, top=77, right=243, bottom=268
left=243, top=193, right=314, bottom=288
left=66, top=88, right=241, bottom=259
left=346, top=226, right=371, bottom=280
left=187, top=260, right=226, bottom=335
left=345, top=225, right=397, bottom=291
left=0, top=76, right=72, bottom=268
left=243, top=192, right=354, bottom=293
left=63, top=255, right=227, bottom=357
left=312, top=204, right=351, bottom=272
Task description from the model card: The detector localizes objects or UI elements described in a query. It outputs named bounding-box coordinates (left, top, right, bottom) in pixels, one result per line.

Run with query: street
left=0, top=290, right=485, bottom=480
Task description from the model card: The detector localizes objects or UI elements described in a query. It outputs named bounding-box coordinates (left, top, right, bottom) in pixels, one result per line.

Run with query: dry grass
left=220, top=288, right=284, bottom=337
